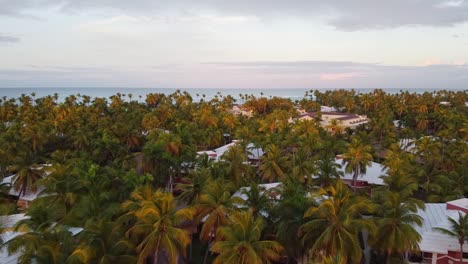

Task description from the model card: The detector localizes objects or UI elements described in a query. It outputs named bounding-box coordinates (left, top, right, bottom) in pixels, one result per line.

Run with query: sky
left=1, top=0, right=468, bottom=89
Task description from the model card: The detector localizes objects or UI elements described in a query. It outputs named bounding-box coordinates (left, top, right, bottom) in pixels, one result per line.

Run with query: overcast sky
left=1, top=0, right=468, bottom=88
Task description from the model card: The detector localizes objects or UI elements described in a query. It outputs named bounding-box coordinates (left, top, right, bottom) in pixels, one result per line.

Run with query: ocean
left=0, top=87, right=465, bottom=103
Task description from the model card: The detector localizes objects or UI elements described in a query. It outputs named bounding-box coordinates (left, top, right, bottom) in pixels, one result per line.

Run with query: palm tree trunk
left=460, top=242, right=464, bottom=264
left=203, top=235, right=213, bottom=264
left=386, top=252, right=392, bottom=264
left=153, top=237, right=161, bottom=264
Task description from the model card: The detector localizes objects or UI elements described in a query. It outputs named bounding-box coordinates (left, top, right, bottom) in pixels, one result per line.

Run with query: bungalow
left=413, top=198, right=468, bottom=264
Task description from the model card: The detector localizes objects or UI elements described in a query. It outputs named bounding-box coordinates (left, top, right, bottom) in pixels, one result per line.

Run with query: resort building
left=414, top=198, right=468, bottom=264
left=320, top=112, right=369, bottom=130
left=293, top=111, right=369, bottom=131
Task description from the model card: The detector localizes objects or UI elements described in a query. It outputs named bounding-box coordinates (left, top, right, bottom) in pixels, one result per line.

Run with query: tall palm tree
left=220, top=144, right=251, bottom=186
left=9, top=159, right=44, bottom=198
left=301, top=181, right=375, bottom=263
left=273, top=176, right=316, bottom=264
left=176, top=168, right=211, bottom=206
left=196, top=179, right=240, bottom=264
left=122, top=186, right=193, bottom=264
left=67, top=220, right=136, bottom=264
left=341, top=137, right=373, bottom=191
left=434, top=212, right=468, bottom=264
left=7, top=226, right=76, bottom=264
left=240, top=182, right=272, bottom=219
left=371, top=192, right=424, bottom=263
left=314, top=157, right=343, bottom=188
left=259, top=144, right=289, bottom=183
left=210, top=210, right=284, bottom=264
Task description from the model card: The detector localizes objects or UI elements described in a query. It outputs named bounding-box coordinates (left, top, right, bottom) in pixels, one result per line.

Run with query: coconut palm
left=273, top=176, right=316, bottom=264
left=341, top=137, right=373, bottom=191
left=314, top=157, right=343, bottom=188
left=122, top=186, right=193, bottom=264
left=433, top=211, right=468, bottom=264
left=220, top=143, right=252, bottom=186
left=240, top=182, right=272, bottom=219
left=371, top=192, right=424, bottom=263
left=210, top=210, right=284, bottom=264
left=176, top=168, right=211, bottom=206
left=259, top=144, right=289, bottom=183
left=301, top=181, right=375, bottom=263
left=196, top=179, right=240, bottom=264
left=9, top=159, right=44, bottom=198
left=7, top=226, right=76, bottom=264
left=67, top=220, right=136, bottom=264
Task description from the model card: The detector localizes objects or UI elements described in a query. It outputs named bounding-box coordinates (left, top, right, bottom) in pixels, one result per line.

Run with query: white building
left=414, top=198, right=468, bottom=264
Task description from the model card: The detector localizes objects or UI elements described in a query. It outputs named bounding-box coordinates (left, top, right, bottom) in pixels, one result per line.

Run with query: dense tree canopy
left=0, top=89, right=466, bottom=263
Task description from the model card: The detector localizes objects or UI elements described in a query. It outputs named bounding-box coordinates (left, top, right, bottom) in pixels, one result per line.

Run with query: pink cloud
left=320, top=72, right=360, bottom=81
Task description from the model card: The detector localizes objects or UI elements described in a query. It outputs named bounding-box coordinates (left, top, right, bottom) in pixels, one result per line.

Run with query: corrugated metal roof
left=415, top=203, right=468, bottom=254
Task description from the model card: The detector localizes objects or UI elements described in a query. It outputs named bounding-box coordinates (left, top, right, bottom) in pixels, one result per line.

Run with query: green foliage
left=0, top=89, right=466, bottom=263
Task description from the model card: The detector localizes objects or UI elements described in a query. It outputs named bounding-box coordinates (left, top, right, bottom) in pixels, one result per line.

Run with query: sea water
left=0, top=87, right=465, bottom=102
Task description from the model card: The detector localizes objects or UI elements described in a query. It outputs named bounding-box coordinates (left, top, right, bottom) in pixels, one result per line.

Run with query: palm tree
left=67, top=220, right=136, bottom=264
left=122, top=186, right=193, bottom=264
left=210, top=210, right=284, bottom=264
left=220, top=144, right=251, bottom=186
left=371, top=192, right=424, bottom=263
left=176, top=168, right=211, bottom=206
left=434, top=212, right=468, bottom=264
left=273, top=176, right=316, bottom=264
left=7, top=226, right=76, bottom=264
left=259, top=144, right=289, bottom=183
left=301, top=181, right=375, bottom=263
left=9, top=155, right=44, bottom=199
left=314, top=157, right=343, bottom=188
left=196, top=179, right=240, bottom=264
left=341, top=137, right=373, bottom=191
left=240, top=182, right=272, bottom=219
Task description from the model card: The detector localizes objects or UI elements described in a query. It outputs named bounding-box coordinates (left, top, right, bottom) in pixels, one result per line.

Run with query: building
left=414, top=198, right=468, bottom=264
left=197, top=140, right=264, bottom=164
left=335, top=156, right=387, bottom=188
left=320, top=112, right=369, bottom=130
left=230, top=104, right=253, bottom=118
left=293, top=111, right=368, bottom=131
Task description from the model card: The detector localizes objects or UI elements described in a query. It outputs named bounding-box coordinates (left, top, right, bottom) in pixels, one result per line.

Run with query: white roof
left=0, top=231, right=21, bottom=264
left=447, top=198, right=468, bottom=211
left=415, top=203, right=468, bottom=254
left=211, top=141, right=264, bottom=162
left=0, top=214, right=27, bottom=228
left=1, top=175, right=45, bottom=201
left=0, top=226, right=83, bottom=264
left=336, top=158, right=387, bottom=186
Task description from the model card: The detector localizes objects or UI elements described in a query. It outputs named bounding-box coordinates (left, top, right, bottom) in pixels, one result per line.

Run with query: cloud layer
left=0, top=33, right=20, bottom=43
left=1, top=61, right=467, bottom=89
left=2, top=0, right=468, bottom=30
